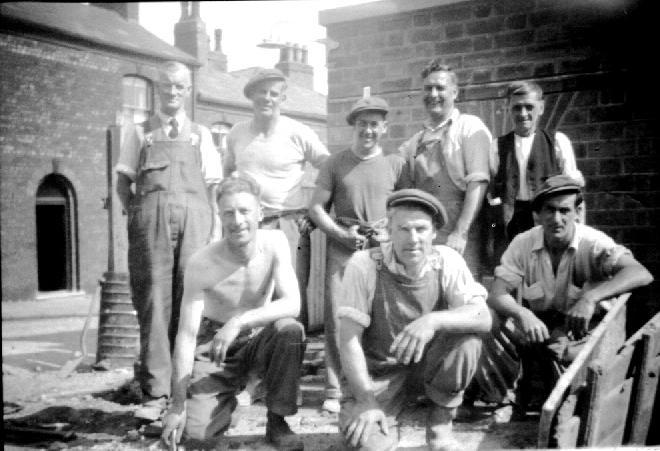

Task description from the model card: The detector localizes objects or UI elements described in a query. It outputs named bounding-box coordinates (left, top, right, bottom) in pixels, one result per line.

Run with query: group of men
left=115, top=58, right=653, bottom=450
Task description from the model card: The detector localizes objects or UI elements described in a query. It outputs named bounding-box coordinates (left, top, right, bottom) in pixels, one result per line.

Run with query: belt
left=262, top=208, right=307, bottom=222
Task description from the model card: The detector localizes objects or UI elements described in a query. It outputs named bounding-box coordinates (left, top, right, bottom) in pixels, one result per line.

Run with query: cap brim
left=346, top=107, right=389, bottom=125
left=532, top=186, right=582, bottom=210
left=243, top=76, right=286, bottom=99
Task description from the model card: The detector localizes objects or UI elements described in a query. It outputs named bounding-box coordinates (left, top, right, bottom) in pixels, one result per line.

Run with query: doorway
left=35, top=174, right=78, bottom=292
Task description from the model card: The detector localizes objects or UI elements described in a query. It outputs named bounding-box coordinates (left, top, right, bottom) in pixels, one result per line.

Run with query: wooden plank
left=306, top=228, right=326, bottom=331
left=627, top=312, right=660, bottom=444
left=538, top=293, right=630, bottom=448
left=586, top=377, right=634, bottom=446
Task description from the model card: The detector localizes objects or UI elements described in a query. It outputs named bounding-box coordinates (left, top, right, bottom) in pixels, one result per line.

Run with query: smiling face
left=422, top=70, right=458, bottom=124
left=508, top=92, right=545, bottom=137
left=538, top=193, right=578, bottom=249
left=249, top=79, right=286, bottom=119
left=351, top=110, right=387, bottom=157
left=218, top=191, right=263, bottom=247
left=387, top=205, right=436, bottom=271
left=157, top=67, right=191, bottom=116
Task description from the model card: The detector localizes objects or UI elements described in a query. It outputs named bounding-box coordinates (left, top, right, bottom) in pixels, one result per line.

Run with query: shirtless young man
left=161, top=174, right=305, bottom=449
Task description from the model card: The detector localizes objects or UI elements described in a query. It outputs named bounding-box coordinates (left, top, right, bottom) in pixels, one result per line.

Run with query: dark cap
left=346, top=96, right=389, bottom=125
left=386, top=188, right=448, bottom=227
left=243, top=68, right=286, bottom=99
left=532, top=174, right=584, bottom=211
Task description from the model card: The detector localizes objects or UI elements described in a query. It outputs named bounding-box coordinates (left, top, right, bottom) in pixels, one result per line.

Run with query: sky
left=139, top=1, right=379, bottom=94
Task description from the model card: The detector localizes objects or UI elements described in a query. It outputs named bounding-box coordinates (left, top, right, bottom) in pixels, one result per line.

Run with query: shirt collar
left=532, top=222, right=581, bottom=252
left=423, top=108, right=459, bottom=132
left=157, top=110, right=187, bottom=128
left=380, top=241, right=442, bottom=279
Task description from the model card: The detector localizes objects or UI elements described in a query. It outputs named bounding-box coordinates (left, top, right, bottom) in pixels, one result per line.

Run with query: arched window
left=122, top=75, right=153, bottom=124
left=35, top=174, right=78, bottom=292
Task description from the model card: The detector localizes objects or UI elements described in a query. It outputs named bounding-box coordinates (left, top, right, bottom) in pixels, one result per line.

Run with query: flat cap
left=532, top=174, right=584, bottom=210
left=346, top=96, right=389, bottom=125
left=243, top=68, right=286, bottom=99
left=386, top=188, right=448, bottom=227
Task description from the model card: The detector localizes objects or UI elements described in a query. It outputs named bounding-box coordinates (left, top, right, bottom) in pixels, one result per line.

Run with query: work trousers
left=184, top=317, right=306, bottom=441
left=339, top=333, right=482, bottom=451
left=128, top=193, right=212, bottom=398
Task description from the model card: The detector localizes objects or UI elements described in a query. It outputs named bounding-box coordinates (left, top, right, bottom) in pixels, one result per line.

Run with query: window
left=122, top=76, right=153, bottom=124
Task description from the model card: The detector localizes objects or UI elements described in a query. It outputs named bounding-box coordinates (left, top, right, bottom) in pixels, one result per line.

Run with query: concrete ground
left=3, top=293, right=538, bottom=450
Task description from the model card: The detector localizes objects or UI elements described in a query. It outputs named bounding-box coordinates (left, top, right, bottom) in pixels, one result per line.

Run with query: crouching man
left=161, top=174, right=305, bottom=449
left=337, top=189, right=491, bottom=451
left=488, top=174, right=653, bottom=412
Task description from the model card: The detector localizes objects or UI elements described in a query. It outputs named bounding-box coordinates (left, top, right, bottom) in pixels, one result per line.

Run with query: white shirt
left=115, top=110, right=222, bottom=184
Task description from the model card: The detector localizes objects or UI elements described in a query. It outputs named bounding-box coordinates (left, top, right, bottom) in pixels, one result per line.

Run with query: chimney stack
left=275, top=42, right=314, bottom=90
left=174, top=1, right=209, bottom=63
left=207, top=28, right=228, bottom=72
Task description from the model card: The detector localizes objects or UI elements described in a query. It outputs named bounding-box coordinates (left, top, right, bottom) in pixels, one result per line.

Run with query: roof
left=0, top=2, right=198, bottom=65
left=197, top=67, right=326, bottom=119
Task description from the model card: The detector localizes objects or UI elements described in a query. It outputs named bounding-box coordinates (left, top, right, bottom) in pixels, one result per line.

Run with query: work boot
left=426, top=405, right=461, bottom=451
left=134, top=396, right=167, bottom=422
left=265, top=411, right=304, bottom=450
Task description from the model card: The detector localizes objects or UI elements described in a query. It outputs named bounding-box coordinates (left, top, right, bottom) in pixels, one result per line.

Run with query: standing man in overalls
left=116, top=61, right=222, bottom=421
left=398, top=59, right=491, bottom=281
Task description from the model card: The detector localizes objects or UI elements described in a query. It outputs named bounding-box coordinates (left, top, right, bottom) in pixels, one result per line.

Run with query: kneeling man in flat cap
left=337, top=189, right=491, bottom=451
left=488, top=174, right=653, bottom=413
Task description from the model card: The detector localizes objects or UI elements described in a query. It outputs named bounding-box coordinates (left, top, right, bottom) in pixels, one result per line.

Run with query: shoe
left=426, top=406, right=461, bottom=451
left=134, top=396, right=167, bottom=422
left=321, top=398, right=340, bottom=414
left=265, top=411, right=304, bottom=450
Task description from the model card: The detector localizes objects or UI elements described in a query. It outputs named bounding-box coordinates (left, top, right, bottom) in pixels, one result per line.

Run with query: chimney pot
left=214, top=29, right=223, bottom=51
left=302, top=45, right=308, bottom=64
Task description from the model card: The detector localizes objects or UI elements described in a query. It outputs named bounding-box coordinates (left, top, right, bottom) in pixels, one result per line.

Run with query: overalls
left=410, top=129, right=483, bottom=280
left=339, top=250, right=482, bottom=450
left=128, top=116, right=212, bottom=399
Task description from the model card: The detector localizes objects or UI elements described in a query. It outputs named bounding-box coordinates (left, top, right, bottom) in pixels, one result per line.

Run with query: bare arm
left=339, top=318, right=389, bottom=447
left=308, top=186, right=365, bottom=250
left=116, top=173, right=134, bottom=214
left=448, top=180, right=488, bottom=253
left=567, top=254, right=654, bottom=336
left=162, top=260, right=206, bottom=445
left=488, top=277, right=549, bottom=343
left=390, top=301, right=491, bottom=364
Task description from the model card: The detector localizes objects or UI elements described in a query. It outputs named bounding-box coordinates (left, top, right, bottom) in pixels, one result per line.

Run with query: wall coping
left=319, top=0, right=466, bottom=26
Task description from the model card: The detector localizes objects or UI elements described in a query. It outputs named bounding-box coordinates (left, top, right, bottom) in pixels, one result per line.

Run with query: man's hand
left=565, top=295, right=597, bottom=339
left=161, top=409, right=186, bottom=447
left=514, top=308, right=550, bottom=343
left=212, top=317, right=242, bottom=365
left=295, top=214, right=317, bottom=236
left=337, top=225, right=368, bottom=251
left=389, top=315, right=435, bottom=364
left=342, top=401, right=389, bottom=448
left=446, top=230, right=467, bottom=255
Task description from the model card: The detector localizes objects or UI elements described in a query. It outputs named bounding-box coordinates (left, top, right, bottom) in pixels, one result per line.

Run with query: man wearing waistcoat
left=116, top=61, right=222, bottom=420
left=489, top=80, right=584, bottom=244
left=337, top=189, right=491, bottom=451
left=398, top=60, right=492, bottom=282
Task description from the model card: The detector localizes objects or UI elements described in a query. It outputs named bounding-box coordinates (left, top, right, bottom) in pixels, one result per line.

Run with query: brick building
left=0, top=2, right=328, bottom=303
left=320, top=0, right=658, bottom=324
left=0, top=2, right=198, bottom=301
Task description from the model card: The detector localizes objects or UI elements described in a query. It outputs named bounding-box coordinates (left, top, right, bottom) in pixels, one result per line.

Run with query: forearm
left=583, top=265, right=654, bottom=305
left=455, top=181, right=487, bottom=235
left=425, top=303, right=492, bottom=334
left=488, top=292, right=526, bottom=320
left=116, top=174, right=134, bottom=213
left=170, top=332, right=197, bottom=410
left=309, top=203, right=346, bottom=242
left=339, top=326, right=377, bottom=405
left=234, top=297, right=300, bottom=330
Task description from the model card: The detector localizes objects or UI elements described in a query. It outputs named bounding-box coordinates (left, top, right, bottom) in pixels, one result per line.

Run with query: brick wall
left=0, top=33, right=164, bottom=301
left=324, top=0, right=659, bottom=322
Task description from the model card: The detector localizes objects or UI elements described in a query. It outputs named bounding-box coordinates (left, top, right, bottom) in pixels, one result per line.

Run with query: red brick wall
left=0, top=33, right=164, bottom=301
left=325, top=0, right=658, bottom=321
